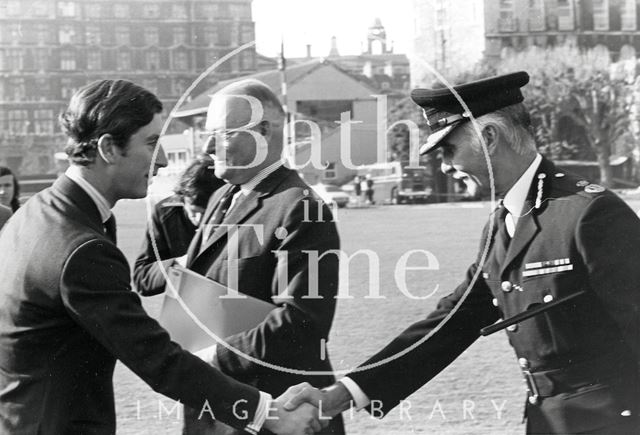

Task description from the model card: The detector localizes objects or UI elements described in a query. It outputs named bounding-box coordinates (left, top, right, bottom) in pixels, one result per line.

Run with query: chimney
left=329, top=36, right=340, bottom=57
left=306, top=44, right=312, bottom=59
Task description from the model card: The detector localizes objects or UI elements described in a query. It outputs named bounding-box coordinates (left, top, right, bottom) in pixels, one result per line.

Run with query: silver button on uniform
left=501, top=281, right=512, bottom=292
left=492, top=298, right=499, bottom=307
left=543, top=295, right=554, bottom=303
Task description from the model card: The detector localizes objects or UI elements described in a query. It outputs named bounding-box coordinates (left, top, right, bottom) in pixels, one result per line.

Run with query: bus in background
left=355, top=161, right=433, bottom=205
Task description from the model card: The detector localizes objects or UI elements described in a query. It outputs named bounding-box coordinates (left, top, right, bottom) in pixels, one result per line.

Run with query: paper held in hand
left=158, top=266, right=275, bottom=352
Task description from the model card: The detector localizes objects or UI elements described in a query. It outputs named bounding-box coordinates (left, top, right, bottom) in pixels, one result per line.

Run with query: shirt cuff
left=338, top=377, right=370, bottom=410
left=193, top=344, right=218, bottom=366
left=245, top=391, right=272, bottom=434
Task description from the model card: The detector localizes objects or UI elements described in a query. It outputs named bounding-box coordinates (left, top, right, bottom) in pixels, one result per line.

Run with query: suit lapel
left=192, top=166, right=291, bottom=261
left=499, top=157, right=556, bottom=274
left=500, top=204, right=540, bottom=275
left=53, top=175, right=104, bottom=236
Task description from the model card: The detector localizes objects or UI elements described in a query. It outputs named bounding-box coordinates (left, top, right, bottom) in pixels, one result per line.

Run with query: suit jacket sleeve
left=133, top=205, right=176, bottom=296
left=60, top=238, right=260, bottom=430
left=575, top=193, right=640, bottom=359
left=216, top=196, right=339, bottom=377
left=348, top=223, right=500, bottom=415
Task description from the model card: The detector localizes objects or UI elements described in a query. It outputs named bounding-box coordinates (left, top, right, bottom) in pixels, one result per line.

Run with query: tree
left=498, top=45, right=632, bottom=187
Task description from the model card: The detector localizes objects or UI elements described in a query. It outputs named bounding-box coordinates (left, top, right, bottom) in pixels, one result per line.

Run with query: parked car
left=311, top=183, right=350, bottom=208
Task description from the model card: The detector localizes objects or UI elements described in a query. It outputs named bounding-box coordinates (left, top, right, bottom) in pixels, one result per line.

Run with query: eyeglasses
left=201, top=120, right=265, bottom=155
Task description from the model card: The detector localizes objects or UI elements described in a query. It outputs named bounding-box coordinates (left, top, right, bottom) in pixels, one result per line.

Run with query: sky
left=252, top=0, right=415, bottom=58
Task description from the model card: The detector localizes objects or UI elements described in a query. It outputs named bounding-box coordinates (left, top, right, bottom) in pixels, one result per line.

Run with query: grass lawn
left=112, top=197, right=640, bottom=434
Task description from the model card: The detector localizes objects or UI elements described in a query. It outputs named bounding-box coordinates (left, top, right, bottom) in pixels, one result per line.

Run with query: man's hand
left=283, top=382, right=353, bottom=418
left=262, top=384, right=328, bottom=435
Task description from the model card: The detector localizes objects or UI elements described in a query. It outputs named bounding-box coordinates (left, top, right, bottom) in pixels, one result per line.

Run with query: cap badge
left=576, top=180, right=589, bottom=187
left=584, top=184, right=605, bottom=194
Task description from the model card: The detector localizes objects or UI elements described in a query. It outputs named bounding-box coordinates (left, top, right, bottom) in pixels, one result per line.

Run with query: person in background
left=0, top=166, right=20, bottom=212
left=364, top=174, right=374, bottom=204
left=133, top=154, right=225, bottom=296
left=0, top=204, right=11, bottom=231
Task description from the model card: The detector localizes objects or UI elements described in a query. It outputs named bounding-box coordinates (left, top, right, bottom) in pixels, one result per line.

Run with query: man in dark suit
left=286, top=72, right=640, bottom=434
left=0, top=79, right=325, bottom=435
left=183, top=79, right=344, bottom=434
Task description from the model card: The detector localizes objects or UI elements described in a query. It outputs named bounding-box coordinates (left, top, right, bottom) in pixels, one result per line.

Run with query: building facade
left=485, top=0, right=640, bottom=60
left=412, top=0, right=486, bottom=86
left=0, top=0, right=256, bottom=175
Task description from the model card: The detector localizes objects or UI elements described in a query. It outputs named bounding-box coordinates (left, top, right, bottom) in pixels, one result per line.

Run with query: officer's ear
left=481, top=124, right=499, bottom=155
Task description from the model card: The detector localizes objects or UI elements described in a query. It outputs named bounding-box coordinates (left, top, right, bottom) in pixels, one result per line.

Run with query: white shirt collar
left=238, top=160, right=283, bottom=195
left=503, top=153, right=542, bottom=217
left=65, top=166, right=112, bottom=223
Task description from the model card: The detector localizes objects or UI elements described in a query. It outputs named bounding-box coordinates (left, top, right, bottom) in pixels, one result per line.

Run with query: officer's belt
left=524, top=352, right=633, bottom=398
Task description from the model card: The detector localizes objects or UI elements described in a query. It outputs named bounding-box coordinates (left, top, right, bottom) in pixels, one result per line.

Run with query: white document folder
left=158, top=266, right=275, bottom=352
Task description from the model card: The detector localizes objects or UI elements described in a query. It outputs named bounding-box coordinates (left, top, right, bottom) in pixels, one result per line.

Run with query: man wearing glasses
left=183, top=79, right=344, bottom=434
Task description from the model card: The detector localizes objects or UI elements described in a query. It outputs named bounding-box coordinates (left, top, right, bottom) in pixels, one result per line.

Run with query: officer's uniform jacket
left=350, top=157, right=640, bottom=433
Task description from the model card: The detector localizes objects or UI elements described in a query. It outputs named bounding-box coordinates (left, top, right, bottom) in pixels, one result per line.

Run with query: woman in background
left=0, top=166, right=20, bottom=212
left=133, top=155, right=225, bottom=296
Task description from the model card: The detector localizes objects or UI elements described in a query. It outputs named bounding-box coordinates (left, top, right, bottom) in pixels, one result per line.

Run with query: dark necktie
left=104, top=214, right=117, bottom=244
left=200, top=184, right=241, bottom=249
left=209, top=184, right=241, bottom=227
left=493, top=205, right=510, bottom=264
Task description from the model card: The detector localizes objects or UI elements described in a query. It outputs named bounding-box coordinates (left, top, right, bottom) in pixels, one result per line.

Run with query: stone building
left=0, top=0, right=256, bottom=175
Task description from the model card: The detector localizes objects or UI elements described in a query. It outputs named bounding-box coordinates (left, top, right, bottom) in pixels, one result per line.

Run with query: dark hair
left=0, top=166, right=20, bottom=212
left=174, top=155, right=225, bottom=208
left=59, top=79, right=163, bottom=165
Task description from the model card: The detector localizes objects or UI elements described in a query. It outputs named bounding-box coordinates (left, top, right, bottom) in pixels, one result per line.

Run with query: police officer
left=285, top=71, right=640, bottom=434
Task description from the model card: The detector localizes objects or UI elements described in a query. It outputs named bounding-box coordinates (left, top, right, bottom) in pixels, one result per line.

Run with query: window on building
left=9, top=78, right=25, bottom=100
left=35, top=77, right=50, bottom=99
left=57, top=1, right=76, bottom=17
left=218, top=23, right=232, bottom=46
left=621, top=0, right=637, bottom=30
left=498, top=0, right=516, bottom=32
left=117, top=51, right=131, bottom=70
left=142, top=4, right=160, bottom=19
left=59, top=25, right=77, bottom=44
left=144, top=26, right=159, bottom=46
left=114, top=4, right=129, bottom=18
left=204, top=26, right=218, bottom=46
left=36, top=24, right=48, bottom=45
left=60, top=50, right=76, bottom=70
left=528, top=0, right=545, bottom=31
left=173, top=26, right=187, bottom=45
left=34, top=49, right=49, bottom=71
left=198, top=3, right=217, bottom=19
left=145, top=50, right=159, bottom=69
left=172, top=78, right=188, bottom=96
left=593, top=0, right=609, bottom=31
left=240, top=25, right=254, bottom=44
left=85, top=25, right=101, bottom=45
left=32, top=1, right=50, bottom=17
left=85, top=3, right=102, bottom=19
left=324, top=162, right=336, bottom=179
left=87, top=51, right=101, bottom=70
left=60, top=78, right=75, bottom=99
left=115, top=26, right=130, bottom=45
left=172, top=4, right=188, bottom=19
left=173, top=51, right=189, bottom=70
left=7, top=49, right=24, bottom=70
left=142, top=78, right=158, bottom=95
left=557, top=0, right=575, bottom=30
left=6, top=1, right=21, bottom=16
left=8, top=110, right=29, bottom=134
left=34, top=109, right=54, bottom=135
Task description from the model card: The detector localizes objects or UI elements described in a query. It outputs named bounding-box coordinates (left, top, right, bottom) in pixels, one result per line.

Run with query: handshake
left=262, top=382, right=353, bottom=435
